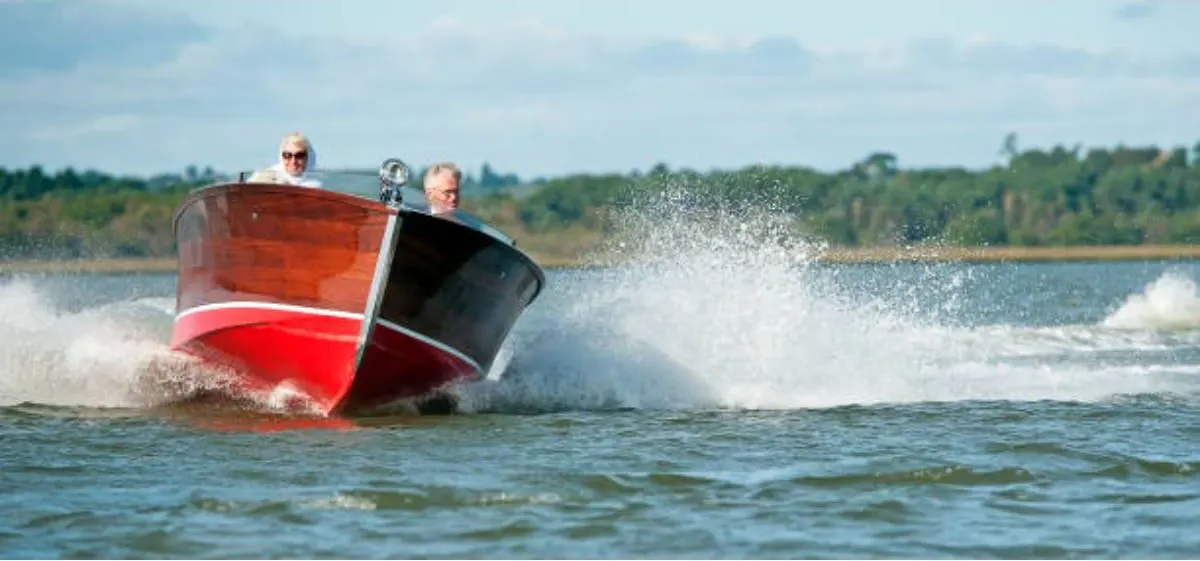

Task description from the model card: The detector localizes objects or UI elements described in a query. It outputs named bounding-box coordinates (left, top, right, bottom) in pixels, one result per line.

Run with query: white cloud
left=0, top=1, right=1197, bottom=178
left=1114, top=1, right=1159, bottom=21
left=30, top=114, right=143, bottom=142
left=0, top=0, right=207, bottom=77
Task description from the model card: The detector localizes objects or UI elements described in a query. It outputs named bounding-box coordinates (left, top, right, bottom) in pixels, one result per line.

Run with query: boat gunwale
left=171, top=180, right=548, bottom=308
left=171, top=182, right=396, bottom=236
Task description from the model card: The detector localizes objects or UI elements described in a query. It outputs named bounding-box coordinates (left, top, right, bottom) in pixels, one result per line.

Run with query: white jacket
left=248, top=144, right=323, bottom=188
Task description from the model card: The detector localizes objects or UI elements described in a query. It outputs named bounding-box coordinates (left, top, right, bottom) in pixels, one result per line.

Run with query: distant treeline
left=0, top=166, right=204, bottom=259
left=474, top=137, right=1200, bottom=249
left=3, top=137, right=1200, bottom=260
left=0, top=163, right=524, bottom=259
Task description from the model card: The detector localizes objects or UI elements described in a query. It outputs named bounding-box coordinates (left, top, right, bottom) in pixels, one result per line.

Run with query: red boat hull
left=171, top=303, right=360, bottom=413
left=343, top=318, right=481, bottom=412
left=171, top=302, right=479, bottom=415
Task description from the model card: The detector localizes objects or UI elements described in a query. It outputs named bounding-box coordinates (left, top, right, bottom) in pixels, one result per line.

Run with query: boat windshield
left=228, top=168, right=516, bottom=245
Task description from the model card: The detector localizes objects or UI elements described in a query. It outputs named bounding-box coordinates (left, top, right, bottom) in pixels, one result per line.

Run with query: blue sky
left=1, top=0, right=1197, bottom=179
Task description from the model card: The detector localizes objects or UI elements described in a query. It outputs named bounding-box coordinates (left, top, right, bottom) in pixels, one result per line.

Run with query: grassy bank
left=0, top=257, right=178, bottom=275
left=4, top=244, right=1200, bottom=276
left=816, top=244, right=1200, bottom=264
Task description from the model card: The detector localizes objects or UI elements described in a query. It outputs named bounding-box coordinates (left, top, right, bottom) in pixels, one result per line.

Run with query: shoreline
left=813, top=244, right=1200, bottom=264
left=4, top=244, right=1200, bottom=275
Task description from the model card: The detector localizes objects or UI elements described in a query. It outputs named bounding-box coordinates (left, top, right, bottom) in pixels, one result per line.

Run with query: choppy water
left=3, top=215, right=1200, bottom=558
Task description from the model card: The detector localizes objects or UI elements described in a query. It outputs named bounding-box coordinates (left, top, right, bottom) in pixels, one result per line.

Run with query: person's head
left=423, top=162, right=462, bottom=213
left=278, top=132, right=315, bottom=176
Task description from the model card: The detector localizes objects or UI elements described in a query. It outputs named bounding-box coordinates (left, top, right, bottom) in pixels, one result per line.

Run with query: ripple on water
left=787, top=465, right=1041, bottom=487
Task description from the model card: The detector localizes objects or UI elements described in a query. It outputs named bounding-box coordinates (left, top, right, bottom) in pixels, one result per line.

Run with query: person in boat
left=247, top=132, right=323, bottom=188
left=423, top=162, right=461, bottom=214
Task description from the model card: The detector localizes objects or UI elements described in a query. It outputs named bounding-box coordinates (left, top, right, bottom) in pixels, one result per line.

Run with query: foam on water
left=0, top=277, right=229, bottom=409
left=1102, top=270, right=1200, bottom=330
left=458, top=193, right=1200, bottom=413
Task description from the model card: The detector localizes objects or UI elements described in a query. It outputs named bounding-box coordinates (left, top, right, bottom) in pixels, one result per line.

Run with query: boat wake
left=1102, top=271, right=1200, bottom=331
left=0, top=277, right=267, bottom=413
left=458, top=196, right=1200, bottom=413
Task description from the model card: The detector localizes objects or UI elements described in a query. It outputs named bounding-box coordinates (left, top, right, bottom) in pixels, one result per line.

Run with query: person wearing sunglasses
left=247, top=132, right=323, bottom=188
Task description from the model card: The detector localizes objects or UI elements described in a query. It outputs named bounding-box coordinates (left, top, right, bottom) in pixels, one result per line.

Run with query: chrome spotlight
left=378, top=158, right=410, bottom=206
left=379, top=158, right=410, bottom=187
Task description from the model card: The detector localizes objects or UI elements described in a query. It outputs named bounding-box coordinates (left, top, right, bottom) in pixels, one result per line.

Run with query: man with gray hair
left=423, top=162, right=462, bottom=214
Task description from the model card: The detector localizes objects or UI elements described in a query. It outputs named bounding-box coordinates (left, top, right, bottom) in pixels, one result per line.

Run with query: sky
left=0, top=0, right=1197, bottom=180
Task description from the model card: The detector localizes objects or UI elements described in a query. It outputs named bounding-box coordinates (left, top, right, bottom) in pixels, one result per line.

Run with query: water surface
left=3, top=247, right=1200, bottom=558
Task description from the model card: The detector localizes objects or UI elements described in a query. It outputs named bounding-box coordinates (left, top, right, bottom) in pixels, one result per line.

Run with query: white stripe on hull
left=175, top=300, right=480, bottom=374
left=375, top=318, right=482, bottom=374
left=176, top=301, right=365, bottom=321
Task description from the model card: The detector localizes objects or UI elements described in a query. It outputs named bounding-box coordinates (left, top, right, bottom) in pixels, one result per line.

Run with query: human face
left=280, top=141, right=308, bottom=175
left=425, top=170, right=461, bottom=212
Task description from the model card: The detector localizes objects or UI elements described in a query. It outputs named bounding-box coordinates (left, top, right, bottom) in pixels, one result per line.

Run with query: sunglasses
left=282, top=151, right=308, bottom=161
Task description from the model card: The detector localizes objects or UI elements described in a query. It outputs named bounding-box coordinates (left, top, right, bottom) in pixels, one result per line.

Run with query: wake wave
left=459, top=197, right=1200, bottom=412
left=0, top=277, right=228, bottom=409
left=1102, top=271, right=1200, bottom=330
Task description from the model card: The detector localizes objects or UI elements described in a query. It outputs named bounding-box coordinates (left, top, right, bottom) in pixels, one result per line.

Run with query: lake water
left=3, top=235, right=1200, bottom=557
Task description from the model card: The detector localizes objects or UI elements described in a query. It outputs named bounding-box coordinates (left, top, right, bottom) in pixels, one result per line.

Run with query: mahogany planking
left=173, top=183, right=393, bottom=315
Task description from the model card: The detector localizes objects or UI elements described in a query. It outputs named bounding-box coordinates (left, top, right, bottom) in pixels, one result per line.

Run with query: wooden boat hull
left=170, top=181, right=543, bottom=415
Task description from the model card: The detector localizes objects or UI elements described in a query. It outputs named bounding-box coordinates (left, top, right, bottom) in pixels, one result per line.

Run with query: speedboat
left=168, top=159, right=545, bottom=415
